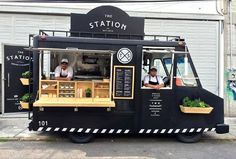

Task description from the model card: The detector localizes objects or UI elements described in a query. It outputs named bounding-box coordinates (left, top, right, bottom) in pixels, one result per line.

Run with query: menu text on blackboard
left=113, top=66, right=135, bottom=99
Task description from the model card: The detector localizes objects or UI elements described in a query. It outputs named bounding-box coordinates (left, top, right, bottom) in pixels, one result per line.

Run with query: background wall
left=0, top=2, right=227, bottom=115
left=224, top=0, right=236, bottom=116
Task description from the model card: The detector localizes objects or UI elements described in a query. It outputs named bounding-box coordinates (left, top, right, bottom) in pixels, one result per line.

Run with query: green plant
left=20, top=93, right=33, bottom=102
left=41, top=73, right=46, bottom=80
left=22, top=71, right=32, bottom=78
left=182, top=97, right=209, bottom=108
left=85, top=88, right=91, bottom=97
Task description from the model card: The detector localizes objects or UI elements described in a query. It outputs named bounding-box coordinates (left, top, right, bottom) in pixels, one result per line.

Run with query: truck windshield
left=175, top=54, right=198, bottom=87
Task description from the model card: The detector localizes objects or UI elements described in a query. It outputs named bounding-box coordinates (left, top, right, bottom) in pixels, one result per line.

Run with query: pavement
left=0, top=112, right=236, bottom=141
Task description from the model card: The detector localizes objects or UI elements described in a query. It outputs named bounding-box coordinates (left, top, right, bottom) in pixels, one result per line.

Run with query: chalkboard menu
left=113, top=66, right=135, bottom=99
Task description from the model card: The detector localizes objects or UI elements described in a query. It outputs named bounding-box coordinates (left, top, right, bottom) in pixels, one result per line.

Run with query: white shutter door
left=145, top=19, right=219, bottom=95
left=0, top=13, right=70, bottom=65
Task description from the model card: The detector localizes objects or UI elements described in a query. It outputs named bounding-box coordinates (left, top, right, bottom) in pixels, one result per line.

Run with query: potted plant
left=85, top=88, right=92, bottom=97
left=20, top=71, right=32, bottom=85
left=179, top=97, right=213, bottom=114
left=20, top=93, right=32, bottom=109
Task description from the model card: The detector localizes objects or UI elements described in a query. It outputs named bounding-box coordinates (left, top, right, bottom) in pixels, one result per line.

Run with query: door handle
left=7, top=73, right=10, bottom=87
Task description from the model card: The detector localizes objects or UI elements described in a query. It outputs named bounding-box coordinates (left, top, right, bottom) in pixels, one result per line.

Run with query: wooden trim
left=113, top=65, right=135, bottom=100
left=33, top=98, right=115, bottom=107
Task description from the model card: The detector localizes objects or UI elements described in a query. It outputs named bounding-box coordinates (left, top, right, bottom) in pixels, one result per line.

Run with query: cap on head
left=150, top=66, right=157, bottom=71
left=61, top=58, right=69, bottom=64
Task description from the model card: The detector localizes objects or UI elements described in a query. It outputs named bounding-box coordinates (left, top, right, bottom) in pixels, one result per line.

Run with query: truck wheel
left=68, top=133, right=94, bottom=143
left=176, top=133, right=202, bottom=143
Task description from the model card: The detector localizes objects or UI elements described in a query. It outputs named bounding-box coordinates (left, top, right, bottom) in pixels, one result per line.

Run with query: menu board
left=113, top=66, right=135, bottom=99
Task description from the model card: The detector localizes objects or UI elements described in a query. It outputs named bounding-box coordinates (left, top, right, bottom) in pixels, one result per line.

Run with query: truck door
left=172, top=53, right=203, bottom=127
left=139, top=49, right=175, bottom=129
left=173, top=53, right=201, bottom=100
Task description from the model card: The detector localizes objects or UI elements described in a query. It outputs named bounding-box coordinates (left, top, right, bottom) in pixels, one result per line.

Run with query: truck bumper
left=216, top=123, right=229, bottom=134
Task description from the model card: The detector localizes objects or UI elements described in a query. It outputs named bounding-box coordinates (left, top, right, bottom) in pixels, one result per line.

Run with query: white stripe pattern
left=38, top=127, right=44, bottom=131
left=174, top=129, right=180, bottom=133
left=46, top=127, right=52, bottom=131
left=124, top=129, right=130, bottom=134
left=146, top=129, right=152, bottom=133
left=189, top=128, right=195, bottom=133
left=139, top=129, right=145, bottom=134
left=101, top=129, right=107, bottom=133
left=168, top=129, right=173, bottom=134
left=109, top=129, right=115, bottom=134
left=182, top=129, right=187, bottom=133
left=160, top=129, right=166, bottom=134
left=85, top=128, right=91, bottom=133
left=116, top=129, right=122, bottom=134
left=93, top=129, right=99, bottom=134
left=54, top=127, right=60, bottom=131
left=37, top=127, right=216, bottom=134
left=62, top=128, right=67, bottom=132
left=204, top=128, right=209, bottom=132
left=211, top=128, right=216, bottom=131
left=153, top=129, right=159, bottom=133
left=70, top=128, right=75, bottom=132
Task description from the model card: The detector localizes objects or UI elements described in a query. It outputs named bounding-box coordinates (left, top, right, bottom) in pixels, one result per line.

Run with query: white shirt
left=144, top=75, right=164, bottom=85
left=54, top=66, right=73, bottom=78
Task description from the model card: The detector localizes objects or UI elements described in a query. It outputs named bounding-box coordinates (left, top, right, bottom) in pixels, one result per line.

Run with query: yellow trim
left=33, top=98, right=115, bottom=107
left=113, top=65, right=135, bottom=100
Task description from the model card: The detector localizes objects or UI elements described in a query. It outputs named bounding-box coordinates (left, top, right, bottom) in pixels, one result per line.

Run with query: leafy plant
left=22, top=71, right=32, bottom=79
left=182, top=97, right=209, bottom=108
left=20, top=93, right=33, bottom=102
left=85, top=88, right=91, bottom=97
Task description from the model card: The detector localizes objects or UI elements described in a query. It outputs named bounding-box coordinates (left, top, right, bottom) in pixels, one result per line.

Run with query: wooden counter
left=36, top=79, right=114, bottom=108
left=33, top=98, right=115, bottom=107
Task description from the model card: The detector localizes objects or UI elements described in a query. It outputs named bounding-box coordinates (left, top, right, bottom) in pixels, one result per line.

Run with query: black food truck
left=25, top=6, right=229, bottom=143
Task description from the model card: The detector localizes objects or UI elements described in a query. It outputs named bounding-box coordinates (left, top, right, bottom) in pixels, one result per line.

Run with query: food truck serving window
left=141, top=49, right=173, bottom=89
left=29, top=47, right=116, bottom=108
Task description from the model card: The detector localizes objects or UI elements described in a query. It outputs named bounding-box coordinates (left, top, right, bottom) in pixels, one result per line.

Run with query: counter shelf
left=35, top=80, right=114, bottom=107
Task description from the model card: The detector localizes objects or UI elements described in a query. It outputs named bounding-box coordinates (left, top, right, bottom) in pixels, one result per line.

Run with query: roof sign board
left=70, top=5, right=144, bottom=39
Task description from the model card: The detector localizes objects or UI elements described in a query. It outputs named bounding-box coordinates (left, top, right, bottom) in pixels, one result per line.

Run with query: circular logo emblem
left=117, top=48, right=133, bottom=64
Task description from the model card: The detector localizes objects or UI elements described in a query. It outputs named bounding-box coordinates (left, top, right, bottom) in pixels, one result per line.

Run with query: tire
left=68, top=133, right=94, bottom=143
left=176, top=132, right=202, bottom=143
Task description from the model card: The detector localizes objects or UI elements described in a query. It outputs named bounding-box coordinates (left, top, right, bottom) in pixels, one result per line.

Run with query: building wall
left=223, top=0, right=236, bottom=116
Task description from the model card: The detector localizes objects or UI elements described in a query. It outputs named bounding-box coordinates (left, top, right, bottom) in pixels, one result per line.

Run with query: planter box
left=179, top=105, right=213, bottom=114
left=20, top=101, right=29, bottom=109
left=20, top=78, right=29, bottom=85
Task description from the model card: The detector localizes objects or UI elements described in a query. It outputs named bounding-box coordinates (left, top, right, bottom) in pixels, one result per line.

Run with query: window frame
left=141, top=51, right=174, bottom=90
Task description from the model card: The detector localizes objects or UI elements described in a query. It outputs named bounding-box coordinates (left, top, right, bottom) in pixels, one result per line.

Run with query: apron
left=60, top=69, right=68, bottom=78
left=148, top=75, right=159, bottom=85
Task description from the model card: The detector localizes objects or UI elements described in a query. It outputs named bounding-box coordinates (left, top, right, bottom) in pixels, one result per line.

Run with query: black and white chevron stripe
left=37, top=127, right=216, bottom=134
left=138, top=128, right=216, bottom=134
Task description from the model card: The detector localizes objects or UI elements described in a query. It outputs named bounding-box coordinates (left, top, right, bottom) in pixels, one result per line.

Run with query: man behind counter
left=144, top=66, right=164, bottom=90
left=54, top=58, right=73, bottom=81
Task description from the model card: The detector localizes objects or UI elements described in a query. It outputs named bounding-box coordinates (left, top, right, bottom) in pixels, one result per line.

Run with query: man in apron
left=54, top=58, right=73, bottom=81
left=143, top=66, right=164, bottom=89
